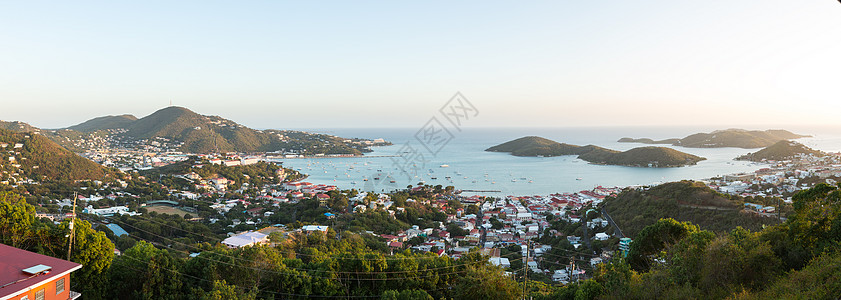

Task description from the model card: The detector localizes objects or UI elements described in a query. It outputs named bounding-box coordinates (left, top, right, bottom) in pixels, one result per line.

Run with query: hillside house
left=221, top=231, right=269, bottom=248
left=0, top=244, right=82, bottom=300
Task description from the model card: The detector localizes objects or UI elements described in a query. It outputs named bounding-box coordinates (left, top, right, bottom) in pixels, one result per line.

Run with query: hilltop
left=65, top=106, right=386, bottom=154
left=0, top=120, right=40, bottom=133
left=486, top=136, right=705, bottom=167
left=0, top=128, right=109, bottom=182
left=67, top=114, right=137, bottom=132
left=619, top=128, right=809, bottom=148
left=736, top=140, right=824, bottom=162
left=485, top=136, right=586, bottom=156
left=603, top=181, right=780, bottom=237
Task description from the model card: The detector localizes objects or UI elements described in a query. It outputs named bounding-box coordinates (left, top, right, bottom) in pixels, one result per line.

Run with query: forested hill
left=603, top=180, right=780, bottom=237
left=66, top=114, right=138, bottom=132
left=65, top=106, right=380, bottom=154
left=619, top=128, right=809, bottom=149
left=486, top=136, right=705, bottom=167
left=736, top=140, right=824, bottom=162
left=0, top=120, right=40, bottom=132
left=0, top=128, right=109, bottom=181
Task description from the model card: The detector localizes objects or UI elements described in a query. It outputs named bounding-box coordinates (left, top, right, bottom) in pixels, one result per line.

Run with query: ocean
left=271, top=127, right=841, bottom=197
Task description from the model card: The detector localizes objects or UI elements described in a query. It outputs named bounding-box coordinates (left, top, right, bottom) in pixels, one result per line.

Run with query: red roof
left=0, top=244, right=82, bottom=299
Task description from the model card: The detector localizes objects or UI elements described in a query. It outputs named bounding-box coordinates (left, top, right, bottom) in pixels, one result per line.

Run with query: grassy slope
left=736, top=140, right=823, bottom=162
left=67, top=114, right=138, bottom=132
left=603, top=181, right=779, bottom=237
left=0, top=128, right=108, bottom=181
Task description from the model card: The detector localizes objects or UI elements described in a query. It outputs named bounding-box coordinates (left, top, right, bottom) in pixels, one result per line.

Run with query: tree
left=628, top=218, right=700, bottom=272
left=60, top=219, right=115, bottom=299
left=453, top=253, right=520, bottom=300
left=381, top=289, right=434, bottom=300
left=108, top=241, right=183, bottom=299
left=200, top=280, right=257, bottom=300
left=0, top=192, right=37, bottom=248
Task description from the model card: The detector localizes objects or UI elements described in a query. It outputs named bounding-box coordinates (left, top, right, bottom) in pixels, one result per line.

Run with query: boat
left=390, top=180, right=396, bottom=183
left=576, top=178, right=583, bottom=181
left=440, top=164, right=449, bottom=168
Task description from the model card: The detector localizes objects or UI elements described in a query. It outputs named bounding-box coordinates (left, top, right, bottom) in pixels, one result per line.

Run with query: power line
left=115, top=253, right=382, bottom=299
left=102, top=215, right=520, bottom=280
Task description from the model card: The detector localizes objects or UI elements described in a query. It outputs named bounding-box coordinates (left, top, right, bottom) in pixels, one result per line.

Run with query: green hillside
left=736, top=140, right=824, bottom=162
left=67, top=114, right=137, bottom=132
left=603, top=181, right=780, bottom=237
left=0, top=128, right=109, bottom=181
left=486, top=136, right=704, bottom=167
left=580, top=146, right=705, bottom=167
left=620, top=128, right=809, bottom=148
left=485, top=136, right=584, bottom=156
left=0, top=121, right=40, bottom=132
left=66, top=106, right=379, bottom=154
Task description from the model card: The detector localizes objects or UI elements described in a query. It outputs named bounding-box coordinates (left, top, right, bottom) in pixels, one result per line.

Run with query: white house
left=221, top=231, right=269, bottom=248
left=83, top=205, right=141, bottom=217
left=594, top=232, right=610, bottom=241
left=302, top=225, right=329, bottom=234
left=490, top=257, right=511, bottom=268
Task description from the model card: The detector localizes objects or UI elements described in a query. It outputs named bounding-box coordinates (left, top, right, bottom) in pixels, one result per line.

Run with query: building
left=594, top=232, right=610, bottom=241
left=221, top=231, right=269, bottom=248
left=82, top=205, right=140, bottom=217
left=0, top=244, right=82, bottom=300
left=619, top=238, right=633, bottom=257
left=302, top=225, right=329, bottom=234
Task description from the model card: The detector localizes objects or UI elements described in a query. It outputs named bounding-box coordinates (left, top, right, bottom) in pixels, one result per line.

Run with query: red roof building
left=0, top=244, right=82, bottom=300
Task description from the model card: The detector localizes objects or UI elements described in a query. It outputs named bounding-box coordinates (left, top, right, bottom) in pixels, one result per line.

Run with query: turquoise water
left=272, top=127, right=841, bottom=196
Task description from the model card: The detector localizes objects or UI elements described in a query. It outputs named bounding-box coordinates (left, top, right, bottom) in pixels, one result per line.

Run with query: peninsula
left=619, top=129, right=809, bottom=149
left=736, top=140, right=824, bottom=162
left=486, top=136, right=705, bottom=167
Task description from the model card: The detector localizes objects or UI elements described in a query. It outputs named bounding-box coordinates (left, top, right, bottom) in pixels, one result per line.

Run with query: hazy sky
left=1, top=1, right=840, bottom=130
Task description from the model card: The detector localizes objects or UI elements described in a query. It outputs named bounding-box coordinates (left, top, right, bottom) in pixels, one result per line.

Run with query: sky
left=1, top=1, right=840, bottom=130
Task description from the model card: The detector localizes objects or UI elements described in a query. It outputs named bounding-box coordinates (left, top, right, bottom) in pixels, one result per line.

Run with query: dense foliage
left=0, top=128, right=110, bottom=181
left=603, top=181, right=780, bottom=237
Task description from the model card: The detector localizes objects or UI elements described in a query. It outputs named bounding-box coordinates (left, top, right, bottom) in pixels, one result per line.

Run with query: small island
left=486, top=136, right=705, bottom=168
left=736, top=140, right=823, bottom=162
left=619, top=129, right=810, bottom=149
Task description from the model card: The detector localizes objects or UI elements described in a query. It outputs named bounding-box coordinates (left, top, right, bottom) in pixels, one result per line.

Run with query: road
left=601, top=208, right=625, bottom=238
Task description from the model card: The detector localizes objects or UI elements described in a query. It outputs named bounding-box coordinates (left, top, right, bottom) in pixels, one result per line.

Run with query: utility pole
left=522, top=240, right=530, bottom=299
left=66, top=192, right=77, bottom=261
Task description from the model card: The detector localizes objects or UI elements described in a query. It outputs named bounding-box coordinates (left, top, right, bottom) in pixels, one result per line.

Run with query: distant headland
left=618, top=129, right=809, bottom=149
left=486, top=136, right=705, bottom=168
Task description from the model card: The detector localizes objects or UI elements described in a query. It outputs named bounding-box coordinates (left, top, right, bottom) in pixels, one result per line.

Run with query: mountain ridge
left=619, top=128, right=809, bottom=149
left=63, top=106, right=382, bottom=154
